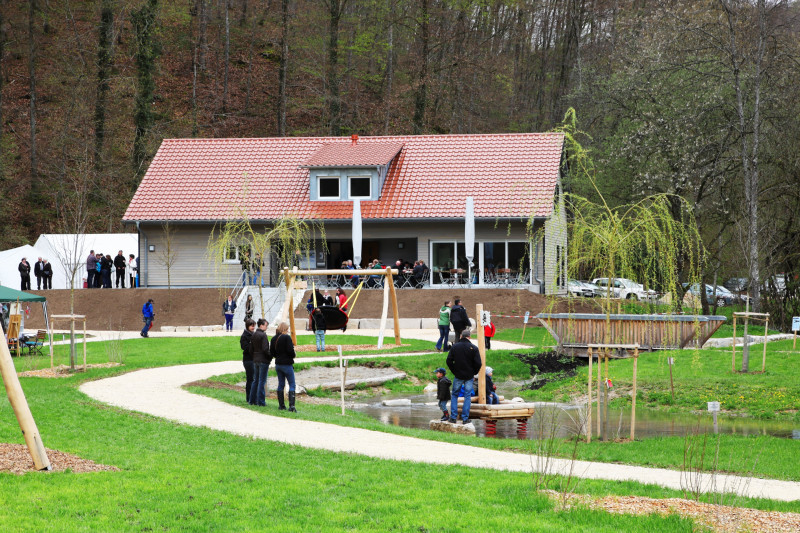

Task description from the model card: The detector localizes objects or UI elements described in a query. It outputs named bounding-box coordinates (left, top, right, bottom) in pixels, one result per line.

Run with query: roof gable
left=123, top=133, right=565, bottom=222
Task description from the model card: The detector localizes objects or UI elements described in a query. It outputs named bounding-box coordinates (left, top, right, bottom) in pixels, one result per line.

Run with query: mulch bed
left=0, top=443, right=119, bottom=475
left=17, top=362, right=123, bottom=378
left=550, top=490, right=800, bottom=532
left=294, top=343, right=414, bottom=352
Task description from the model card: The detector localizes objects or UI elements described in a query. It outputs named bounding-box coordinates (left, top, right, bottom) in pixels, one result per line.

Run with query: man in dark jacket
left=240, top=319, right=256, bottom=403
left=248, top=319, right=271, bottom=406
left=86, top=250, right=97, bottom=289
left=449, top=298, right=470, bottom=341
left=42, top=260, right=53, bottom=289
left=435, top=368, right=452, bottom=421
left=445, top=330, right=482, bottom=424
left=141, top=299, right=154, bottom=337
left=19, top=258, right=31, bottom=291
left=114, top=250, right=127, bottom=288
left=34, top=257, right=44, bottom=290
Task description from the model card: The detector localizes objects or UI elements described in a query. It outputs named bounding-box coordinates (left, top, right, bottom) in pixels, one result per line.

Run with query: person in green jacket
left=436, top=301, right=452, bottom=351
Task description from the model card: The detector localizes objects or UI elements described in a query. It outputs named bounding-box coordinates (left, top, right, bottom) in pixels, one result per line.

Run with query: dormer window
left=348, top=176, right=371, bottom=199
left=318, top=176, right=340, bottom=199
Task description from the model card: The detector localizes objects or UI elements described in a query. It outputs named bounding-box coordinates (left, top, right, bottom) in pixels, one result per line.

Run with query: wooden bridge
left=537, top=313, right=727, bottom=357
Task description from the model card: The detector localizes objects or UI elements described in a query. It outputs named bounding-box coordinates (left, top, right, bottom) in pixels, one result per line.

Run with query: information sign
left=481, top=310, right=491, bottom=327
left=707, top=401, right=720, bottom=412
left=792, top=316, right=800, bottom=332
left=523, top=311, right=530, bottom=324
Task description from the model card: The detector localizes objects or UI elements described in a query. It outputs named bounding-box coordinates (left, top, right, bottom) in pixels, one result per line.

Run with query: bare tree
left=277, top=0, right=289, bottom=135
left=157, top=222, right=179, bottom=308
left=28, top=0, right=38, bottom=192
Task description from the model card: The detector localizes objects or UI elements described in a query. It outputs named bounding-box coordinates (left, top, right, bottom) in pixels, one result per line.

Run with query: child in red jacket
left=483, top=320, right=496, bottom=350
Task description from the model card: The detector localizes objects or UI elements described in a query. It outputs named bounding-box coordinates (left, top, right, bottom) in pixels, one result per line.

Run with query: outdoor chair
left=24, top=330, right=46, bottom=356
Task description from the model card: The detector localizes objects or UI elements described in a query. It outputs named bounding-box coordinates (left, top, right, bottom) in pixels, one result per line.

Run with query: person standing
left=248, top=318, right=271, bottom=406
left=42, top=260, right=53, bottom=289
left=101, top=254, right=113, bottom=288
left=436, top=301, right=451, bottom=351
left=271, top=322, right=297, bottom=412
left=244, top=295, right=255, bottom=321
left=223, top=295, right=237, bottom=331
left=449, top=297, right=470, bottom=341
left=240, top=318, right=256, bottom=402
left=312, top=308, right=326, bottom=352
left=141, top=299, right=154, bottom=337
left=86, top=250, right=97, bottom=289
left=114, top=250, right=127, bottom=288
left=94, top=253, right=103, bottom=287
left=18, top=258, right=31, bottom=291
left=128, top=254, right=137, bottom=288
left=435, top=368, right=452, bottom=421
left=446, top=330, right=482, bottom=424
left=336, top=288, right=347, bottom=311
left=484, top=319, right=496, bottom=350
left=322, top=290, right=334, bottom=306
left=33, top=257, right=44, bottom=290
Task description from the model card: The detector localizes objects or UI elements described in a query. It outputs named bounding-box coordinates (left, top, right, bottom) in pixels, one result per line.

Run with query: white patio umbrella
left=465, top=196, right=475, bottom=284
left=352, top=200, right=362, bottom=268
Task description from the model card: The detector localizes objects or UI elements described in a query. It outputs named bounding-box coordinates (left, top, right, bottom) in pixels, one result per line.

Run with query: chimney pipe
left=351, top=134, right=358, bottom=145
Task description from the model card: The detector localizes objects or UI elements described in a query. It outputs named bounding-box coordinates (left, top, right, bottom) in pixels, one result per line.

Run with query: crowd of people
left=86, top=250, right=138, bottom=289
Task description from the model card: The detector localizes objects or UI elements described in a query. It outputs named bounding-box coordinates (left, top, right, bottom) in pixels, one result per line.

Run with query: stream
left=352, top=388, right=800, bottom=441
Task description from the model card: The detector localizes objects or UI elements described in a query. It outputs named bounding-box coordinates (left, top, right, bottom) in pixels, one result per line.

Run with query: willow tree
left=537, top=109, right=706, bottom=323
left=207, top=214, right=326, bottom=322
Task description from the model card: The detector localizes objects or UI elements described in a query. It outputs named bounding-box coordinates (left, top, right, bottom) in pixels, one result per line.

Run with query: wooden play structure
left=586, top=343, right=639, bottom=443
left=49, top=314, right=88, bottom=370
left=732, top=311, right=770, bottom=373
left=282, top=267, right=402, bottom=346
left=0, top=327, right=51, bottom=471
left=451, top=304, right=537, bottom=435
left=538, top=313, right=726, bottom=357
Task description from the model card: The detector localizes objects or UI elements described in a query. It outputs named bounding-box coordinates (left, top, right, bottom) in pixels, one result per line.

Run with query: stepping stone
left=429, top=420, right=476, bottom=434
left=382, top=399, right=411, bottom=407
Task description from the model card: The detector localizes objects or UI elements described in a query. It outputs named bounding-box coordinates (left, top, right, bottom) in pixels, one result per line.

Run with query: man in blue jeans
left=445, top=330, right=482, bottom=424
left=141, top=299, right=154, bottom=337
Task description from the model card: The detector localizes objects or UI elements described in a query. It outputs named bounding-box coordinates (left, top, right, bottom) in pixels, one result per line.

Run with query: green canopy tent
left=0, top=285, right=49, bottom=340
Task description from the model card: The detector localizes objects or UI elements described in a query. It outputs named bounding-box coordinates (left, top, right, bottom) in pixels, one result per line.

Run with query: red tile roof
left=302, top=141, right=405, bottom=167
left=123, top=133, right=564, bottom=222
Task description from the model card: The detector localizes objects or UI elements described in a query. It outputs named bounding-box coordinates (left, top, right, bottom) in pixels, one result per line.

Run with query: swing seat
left=318, top=306, right=349, bottom=330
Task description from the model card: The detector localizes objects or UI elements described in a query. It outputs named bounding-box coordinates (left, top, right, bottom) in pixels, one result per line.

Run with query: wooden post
left=285, top=268, right=297, bottom=346
left=521, top=322, right=527, bottom=342
left=377, top=278, right=390, bottom=348
left=386, top=268, right=401, bottom=345
left=731, top=316, right=737, bottom=373
left=49, top=317, right=54, bottom=370
left=762, top=317, right=768, bottom=373
left=338, top=346, right=346, bottom=415
left=476, top=304, right=487, bottom=405
left=669, top=357, right=675, bottom=403
left=631, top=347, right=638, bottom=441
left=82, top=318, right=87, bottom=370
left=0, top=339, right=51, bottom=470
left=596, top=349, right=601, bottom=437
left=794, top=330, right=797, bottom=350
left=587, top=346, right=592, bottom=443
left=602, top=353, right=609, bottom=442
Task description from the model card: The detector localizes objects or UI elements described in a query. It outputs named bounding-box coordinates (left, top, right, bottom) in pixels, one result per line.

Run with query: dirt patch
left=550, top=490, right=800, bottom=533
left=512, top=351, right=587, bottom=390
left=18, top=362, right=123, bottom=378
left=294, top=288, right=598, bottom=329
left=23, top=288, right=231, bottom=331
left=185, top=379, right=241, bottom=391
left=0, top=443, right=119, bottom=475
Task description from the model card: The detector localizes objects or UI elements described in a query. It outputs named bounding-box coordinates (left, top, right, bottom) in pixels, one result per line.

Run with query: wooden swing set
left=283, top=267, right=402, bottom=346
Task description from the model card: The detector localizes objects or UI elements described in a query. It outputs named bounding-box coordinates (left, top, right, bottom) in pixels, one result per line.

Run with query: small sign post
left=707, top=401, right=720, bottom=434
left=521, top=311, right=530, bottom=342
left=338, top=346, right=347, bottom=415
left=792, top=317, right=800, bottom=350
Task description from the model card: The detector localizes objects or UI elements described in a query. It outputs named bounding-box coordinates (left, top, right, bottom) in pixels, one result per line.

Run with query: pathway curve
left=79, top=356, right=800, bottom=502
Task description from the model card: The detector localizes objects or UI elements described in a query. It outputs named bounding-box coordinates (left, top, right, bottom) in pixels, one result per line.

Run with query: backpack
left=451, top=306, right=467, bottom=327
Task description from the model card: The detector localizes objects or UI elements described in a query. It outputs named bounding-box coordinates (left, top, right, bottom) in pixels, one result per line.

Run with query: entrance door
left=361, top=241, right=380, bottom=266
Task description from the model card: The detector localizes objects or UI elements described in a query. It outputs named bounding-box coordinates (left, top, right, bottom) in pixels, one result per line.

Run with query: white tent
left=0, top=245, right=54, bottom=290
left=34, top=234, right=138, bottom=289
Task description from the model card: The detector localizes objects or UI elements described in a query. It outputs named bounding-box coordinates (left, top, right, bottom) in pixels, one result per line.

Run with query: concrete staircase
left=233, top=286, right=286, bottom=326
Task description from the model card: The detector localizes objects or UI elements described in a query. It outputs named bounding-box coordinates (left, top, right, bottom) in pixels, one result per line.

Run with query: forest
left=0, top=0, right=798, bottom=321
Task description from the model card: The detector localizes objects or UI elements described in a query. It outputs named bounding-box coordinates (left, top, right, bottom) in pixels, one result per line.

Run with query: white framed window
left=348, top=176, right=371, bottom=199
left=223, top=244, right=251, bottom=264
left=318, top=176, right=340, bottom=199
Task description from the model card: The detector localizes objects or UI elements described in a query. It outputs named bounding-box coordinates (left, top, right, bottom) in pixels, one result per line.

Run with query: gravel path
left=79, top=356, right=800, bottom=502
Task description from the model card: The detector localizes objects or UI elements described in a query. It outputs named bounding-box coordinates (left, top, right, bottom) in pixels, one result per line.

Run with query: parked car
left=724, top=278, right=749, bottom=293
left=591, top=278, right=657, bottom=300
left=682, top=283, right=734, bottom=306
left=568, top=280, right=599, bottom=298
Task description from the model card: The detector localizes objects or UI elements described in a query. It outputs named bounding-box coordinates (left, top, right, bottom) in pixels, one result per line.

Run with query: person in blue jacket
left=141, top=299, right=154, bottom=337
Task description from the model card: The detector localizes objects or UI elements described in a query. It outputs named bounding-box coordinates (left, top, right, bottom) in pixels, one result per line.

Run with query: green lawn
left=0, top=337, right=710, bottom=531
